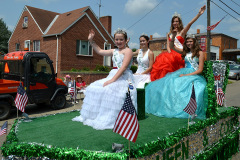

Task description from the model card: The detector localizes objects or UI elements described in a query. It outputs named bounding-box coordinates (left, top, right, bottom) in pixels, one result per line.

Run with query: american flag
left=15, top=83, right=28, bottom=112
left=215, top=87, right=225, bottom=106
left=207, top=16, right=226, bottom=31
left=68, top=80, right=76, bottom=98
left=113, top=92, right=139, bottom=143
left=183, top=84, right=197, bottom=115
left=0, top=121, right=8, bottom=136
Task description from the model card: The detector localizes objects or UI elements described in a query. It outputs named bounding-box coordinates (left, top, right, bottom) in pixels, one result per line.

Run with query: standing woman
left=72, top=29, right=137, bottom=130
left=133, top=34, right=154, bottom=88
left=146, top=34, right=207, bottom=119
left=150, top=5, right=206, bottom=81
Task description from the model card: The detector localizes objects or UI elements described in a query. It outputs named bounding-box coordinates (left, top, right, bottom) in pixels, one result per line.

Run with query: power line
left=210, top=0, right=240, bottom=22
left=127, top=0, right=165, bottom=30
left=219, top=0, right=240, bottom=15
left=231, top=0, right=240, bottom=8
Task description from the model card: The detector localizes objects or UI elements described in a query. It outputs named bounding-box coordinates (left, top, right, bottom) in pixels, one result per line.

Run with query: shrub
left=130, top=65, right=138, bottom=73
left=94, top=65, right=110, bottom=72
left=82, top=67, right=90, bottom=71
left=70, top=68, right=78, bottom=72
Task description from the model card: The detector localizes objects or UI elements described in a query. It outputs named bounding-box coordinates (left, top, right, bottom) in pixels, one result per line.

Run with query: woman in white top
left=133, top=34, right=154, bottom=88
left=72, top=29, right=137, bottom=130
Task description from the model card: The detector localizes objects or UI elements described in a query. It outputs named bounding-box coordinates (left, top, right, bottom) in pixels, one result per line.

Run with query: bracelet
left=90, top=41, right=95, bottom=46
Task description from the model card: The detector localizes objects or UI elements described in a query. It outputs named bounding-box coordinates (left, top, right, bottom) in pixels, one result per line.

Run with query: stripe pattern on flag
left=183, top=84, right=197, bottom=115
left=0, top=121, right=8, bottom=136
left=215, top=87, right=225, bottom=106
left=113, top=92, right=139, bottom=143
left=15, top=83, right=28, bottom=112
left=207, top=16, right=226, bottom=31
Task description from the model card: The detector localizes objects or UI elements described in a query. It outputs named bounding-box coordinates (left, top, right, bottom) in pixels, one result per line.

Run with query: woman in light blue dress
left=145, top=34, right=207, bottom=119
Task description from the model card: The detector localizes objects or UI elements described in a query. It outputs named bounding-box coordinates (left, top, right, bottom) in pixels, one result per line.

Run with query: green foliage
left=132, top=48, right=137, bottom=52
left=237, top=58, right=240, bottom=63
left=130, top=65, right=138, bottom=73
left=82, top=67, right=90, bottom=71
left=0, top=18, right=12, bottom=54
left=94, top=65, right=110, bottom=72
left=70, top=68, right=79, bottom=72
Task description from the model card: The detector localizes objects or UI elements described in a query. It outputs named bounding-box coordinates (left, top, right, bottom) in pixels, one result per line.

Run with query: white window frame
left=103, top=42, right=111, bottom=66
left=76, top=40, right=92, bottom=56
left=24, top=40, right=30, bottom=51
left=15, top=43, right=20, bottom=51
left=33, top=40, right=40, bottom=51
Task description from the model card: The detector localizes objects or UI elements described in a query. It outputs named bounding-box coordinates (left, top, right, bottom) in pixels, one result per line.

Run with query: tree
left=0, top=18, right=12, bottom=55
left=132, top=48, right=137, bottom=52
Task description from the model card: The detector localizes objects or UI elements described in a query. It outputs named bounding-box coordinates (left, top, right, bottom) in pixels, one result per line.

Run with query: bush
left=94, top=65, right=110, bottom=72
left=70, top=68, right=78, bottom=72
left=130, top=65, right=138, bottom=73
left=82, top=67, right=90, bottom=71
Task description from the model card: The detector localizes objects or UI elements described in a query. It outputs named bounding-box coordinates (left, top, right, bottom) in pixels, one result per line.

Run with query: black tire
left=236, top=74, right=239, bottom=81
left=51, top=93, right=66, bottom=110
left=0, top=101, right=11, bottom=120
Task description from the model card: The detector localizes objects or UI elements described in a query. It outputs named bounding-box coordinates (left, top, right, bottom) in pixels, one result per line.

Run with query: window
left=24, top=40, right=30, bottom=51
left=161, top=43, right=166, bottom=49
left=210, top=39, right=212, bottom=45
left=30, top=57, right=53, bottom=82
left=76, top=40, right=92, bottom=56
left=33, top=40, right=40, bottom=51
left=104, top=43, right=111, bottom=66
left=23, top=16, right=28, bottom=28
left=15, top=43, right=20, bottom=51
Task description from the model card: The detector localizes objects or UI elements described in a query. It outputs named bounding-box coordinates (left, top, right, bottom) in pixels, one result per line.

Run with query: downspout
left=56, top=35, right=59, bottom=74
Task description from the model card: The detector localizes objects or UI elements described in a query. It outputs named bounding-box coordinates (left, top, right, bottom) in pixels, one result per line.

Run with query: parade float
left=1, top=61, right=239, bottom=160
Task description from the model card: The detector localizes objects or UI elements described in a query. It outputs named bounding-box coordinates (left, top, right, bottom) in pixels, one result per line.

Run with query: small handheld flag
left=0, top=121, right=8, bottom=136
left=113, top=92, right=139, bottom=143
left=215, top=87, right=225, bottom=106
left=15, top=83, right=28, bottom=112
left=183, top=84, right=197, bottom=115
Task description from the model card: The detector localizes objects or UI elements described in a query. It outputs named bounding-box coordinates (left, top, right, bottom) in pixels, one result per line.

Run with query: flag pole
left=74, top=80, right=76, bottom=104
left=216, top=79, right=218, bottom=109
left=129, top=140, right=130, bottom=160
left=188, top=114, right=190, bottom=130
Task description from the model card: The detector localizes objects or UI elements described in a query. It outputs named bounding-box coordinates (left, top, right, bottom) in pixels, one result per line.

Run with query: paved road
left=0, top=80, right=240, bottom=159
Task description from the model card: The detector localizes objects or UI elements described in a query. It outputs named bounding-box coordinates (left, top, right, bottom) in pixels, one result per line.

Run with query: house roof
left=26, top=5, right=59, bottom=33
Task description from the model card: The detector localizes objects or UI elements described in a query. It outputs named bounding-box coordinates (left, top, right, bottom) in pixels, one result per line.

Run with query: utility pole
left=98, top=0, right=102, bottom=18
left=207, top=0, right=211, bottom=60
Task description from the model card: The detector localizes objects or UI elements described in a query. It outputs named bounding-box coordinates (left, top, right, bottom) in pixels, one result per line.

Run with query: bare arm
left=88, top=29, right=113, bottom=56
left=166, top=33, right=171, bottom=53
left=180, top=5, right=206, bottom=37
left=133, top=49, right=140, bottom=56
left=141, top=50, right=154, bottom=74
left=103, top=48, right=133, bottom=86
left=180, top=51, right=205, bottom=77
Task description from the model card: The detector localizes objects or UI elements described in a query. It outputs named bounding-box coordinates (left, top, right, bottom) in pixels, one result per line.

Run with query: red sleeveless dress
left=150, top=36, right=185, bottom=81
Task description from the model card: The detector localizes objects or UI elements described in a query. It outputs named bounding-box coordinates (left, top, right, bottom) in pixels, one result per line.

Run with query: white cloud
left=229, top=26, right=240, bottom=32
left=172, top=1, right=184, bottom=8
left=129, top=42, right=139, bottom=49
left=153, top=32, right=161, bottom=38
left=124, top=0, right=158, bottom=16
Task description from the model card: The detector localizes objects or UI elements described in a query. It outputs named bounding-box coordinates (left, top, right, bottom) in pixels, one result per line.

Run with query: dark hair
left=139, top=35, right=150, bottom=47
left=182, top=37, right=201, bottom=59
left=169, top=16, right=184, bottom=33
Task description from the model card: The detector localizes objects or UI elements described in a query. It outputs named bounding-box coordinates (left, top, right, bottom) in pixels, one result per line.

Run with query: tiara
left=141, top=32, right=148, bottom=36
left=114, top=28, right=127, bottom=35
left=186, top=34, right=196, bottom=39
left=172, top=12, right=181, bottom=19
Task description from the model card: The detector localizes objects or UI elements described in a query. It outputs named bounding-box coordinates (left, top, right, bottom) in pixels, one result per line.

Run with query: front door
left=26, top=56, right=55, bottom=104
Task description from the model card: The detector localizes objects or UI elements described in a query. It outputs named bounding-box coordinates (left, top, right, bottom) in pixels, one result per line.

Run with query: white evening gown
left=72, top=49, right=137, bottom=130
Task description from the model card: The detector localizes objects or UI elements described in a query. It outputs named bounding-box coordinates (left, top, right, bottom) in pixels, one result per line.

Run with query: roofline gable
left=44, top=15, right=59, bottom=34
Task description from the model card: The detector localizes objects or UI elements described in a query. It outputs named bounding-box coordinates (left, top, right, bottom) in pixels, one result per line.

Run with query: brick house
left=149, top=29, right=239, bottom=61
left=8, top=5, right=114, bottom=77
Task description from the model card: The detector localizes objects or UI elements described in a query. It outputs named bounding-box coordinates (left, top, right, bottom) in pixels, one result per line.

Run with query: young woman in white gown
left=72, top=29, right=137, bottom=130
left=133, top=34, right=154, bottom=88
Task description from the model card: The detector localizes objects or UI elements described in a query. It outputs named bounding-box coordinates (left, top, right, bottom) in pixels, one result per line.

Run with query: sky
left=1, top=0, right=240, bottom=49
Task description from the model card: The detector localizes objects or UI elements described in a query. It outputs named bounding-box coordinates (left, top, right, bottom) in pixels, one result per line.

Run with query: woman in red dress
left=150, top=5, right=206, bottom=81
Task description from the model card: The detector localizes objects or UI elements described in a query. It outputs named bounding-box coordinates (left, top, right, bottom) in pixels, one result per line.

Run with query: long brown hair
left=182, top=37, right=201, bottom=59
left=169, top=16, right=184, bottom=33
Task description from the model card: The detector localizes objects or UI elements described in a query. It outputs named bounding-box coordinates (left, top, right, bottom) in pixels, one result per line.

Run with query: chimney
left=99, top=16, right=112, bottom=34
left=197, top=29, right=200, bottom=34
left=150, top=35, right=153, bottom=40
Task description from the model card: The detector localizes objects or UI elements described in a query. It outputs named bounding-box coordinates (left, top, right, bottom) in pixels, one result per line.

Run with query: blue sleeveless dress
left=145, top=52, right=207, bottom=119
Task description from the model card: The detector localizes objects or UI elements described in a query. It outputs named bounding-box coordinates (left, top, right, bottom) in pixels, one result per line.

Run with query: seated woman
left=150, top=5, right=206, bottom=81
left=145, top=34, right=207, bottom=119
left=75, top=75, right=86, bottom=93
left=72, top=29, right=137, bottom=130
left=133, top=34, right=154, bottom=88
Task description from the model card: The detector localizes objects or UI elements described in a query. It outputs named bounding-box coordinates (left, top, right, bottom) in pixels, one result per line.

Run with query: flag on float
left=15, top=83, right=28, bottom=112
left=207, top=16, right=226, bottom=31
left=113, top=92, right=139, bottom=143
left=68, top=80, right=76, bottom=99
left=215, top=87, right=225, bottom=106
left=183, top=84, right=197, bottom=115
left=0, top=121, right=8, bottom=136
